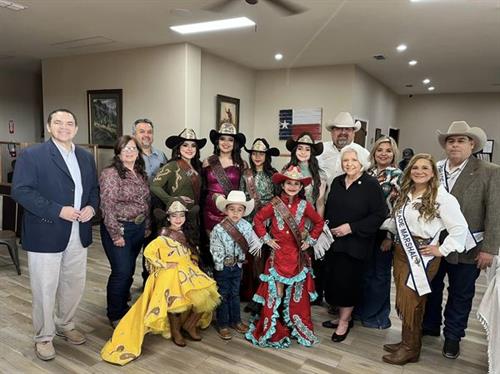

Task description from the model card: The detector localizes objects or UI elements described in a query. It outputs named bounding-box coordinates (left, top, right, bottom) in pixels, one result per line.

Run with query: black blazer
left=12, top=139, right=99, bottom=252
left=325, top=172, right=388, bottom=261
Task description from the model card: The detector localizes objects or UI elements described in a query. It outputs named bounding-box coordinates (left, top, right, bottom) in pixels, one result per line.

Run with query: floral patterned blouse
left=240, top=169, right=276, bottom=221
left=367, top=166, right=403, bottom=216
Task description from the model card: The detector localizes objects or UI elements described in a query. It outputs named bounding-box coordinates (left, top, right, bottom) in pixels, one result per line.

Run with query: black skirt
left=324, top=251, right=364, bottom=307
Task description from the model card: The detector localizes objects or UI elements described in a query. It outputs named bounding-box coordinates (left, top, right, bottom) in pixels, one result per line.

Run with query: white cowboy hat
left=325, top=111, right=362, bottom=132
left=215, top=190, right=254, bottom=217
left=437, top=121, right=487, bottom=153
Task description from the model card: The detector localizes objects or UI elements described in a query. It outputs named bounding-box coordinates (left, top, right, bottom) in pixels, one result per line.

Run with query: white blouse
left=382, top=185, right=468, bottom=256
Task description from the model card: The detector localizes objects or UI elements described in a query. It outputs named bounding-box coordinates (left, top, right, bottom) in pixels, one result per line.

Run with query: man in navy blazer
left=12, top=109, right=99, bottom=361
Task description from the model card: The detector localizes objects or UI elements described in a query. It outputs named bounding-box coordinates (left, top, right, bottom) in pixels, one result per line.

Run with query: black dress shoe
left=331, top=325, right=351, bottom=343
left=422, top=327, right=440, bottom=337
left=442, top=338, right=460, bottom=359
left=322, top=319, right=354, bottom=329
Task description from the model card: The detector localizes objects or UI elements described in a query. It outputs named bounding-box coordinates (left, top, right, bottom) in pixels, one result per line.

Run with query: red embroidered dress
left=246, top=192, right=324, bottom=348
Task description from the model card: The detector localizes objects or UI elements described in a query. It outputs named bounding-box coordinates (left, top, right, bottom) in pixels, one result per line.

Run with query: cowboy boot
left=168, top=313, right=186, bottom=347
left=383, top=341, right=402, bottom=353
left=382, top=324, right=420, bottom=365
left=182, top=311, right=202, bottom=341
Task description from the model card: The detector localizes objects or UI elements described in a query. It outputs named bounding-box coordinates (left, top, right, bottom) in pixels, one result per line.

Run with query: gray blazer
left=445, top=156, right=500, bottom=264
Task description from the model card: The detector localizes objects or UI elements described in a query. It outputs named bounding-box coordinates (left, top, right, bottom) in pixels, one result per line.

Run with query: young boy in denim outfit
left=210, top=190, right=262, bottom=340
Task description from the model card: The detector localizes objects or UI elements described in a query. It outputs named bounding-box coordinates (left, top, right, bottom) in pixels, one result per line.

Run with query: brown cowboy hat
left=285, top=132, right=323, bottom=155
left=165, top=128, right=207, bottom=149
left=272, top=165, right=312, bottom=186
left=244, top=138, right=280, bottom=157
left=209, top=122, right=246, bottom=146
left=437, top=121, right=487, bottom=153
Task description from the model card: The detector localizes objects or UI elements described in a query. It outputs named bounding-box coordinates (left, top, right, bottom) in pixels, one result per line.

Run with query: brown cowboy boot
left=382, top=324, right=420, bottom=365
left=383, top=341, right=402, bottom=353
left=182, top=311, right=202, bottom=341
left=168, top=313, right=186, bottom=347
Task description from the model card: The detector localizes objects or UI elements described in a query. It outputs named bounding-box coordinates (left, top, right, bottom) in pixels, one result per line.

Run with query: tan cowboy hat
left=272, top=165, right=312, bottom=186
left=165, top=128, right=207, bottom=149
left=244, top=138, right=280, bottom=157
left=209, top=122, right=246, bottom=146
left=325, top=111, right=362, bottom=132
left=215, top=190, right=254, bottom=216
left=437, top=121, right=487, bottom=153
left=285, top=132, right=324, bottom=155
left=154, top=200, right=199, bottom=222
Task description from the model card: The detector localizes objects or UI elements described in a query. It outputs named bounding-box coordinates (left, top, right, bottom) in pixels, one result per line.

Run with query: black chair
left=0, top=230, right=21, bottom=275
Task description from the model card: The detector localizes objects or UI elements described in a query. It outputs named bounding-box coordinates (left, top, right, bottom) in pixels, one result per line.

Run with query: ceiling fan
left=206, top=0, right=307, bottom=16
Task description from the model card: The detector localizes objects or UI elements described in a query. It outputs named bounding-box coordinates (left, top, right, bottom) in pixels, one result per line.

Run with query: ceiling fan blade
left=204, top=0, right=237, bottom=13
left=266, top=0, right=307, bottom=15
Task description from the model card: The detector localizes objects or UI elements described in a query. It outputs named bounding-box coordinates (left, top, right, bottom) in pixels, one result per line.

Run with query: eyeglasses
left=122, top=146, right=138, bottom=153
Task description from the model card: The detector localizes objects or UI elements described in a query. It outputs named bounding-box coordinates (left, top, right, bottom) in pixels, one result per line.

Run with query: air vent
left=405, top=84, right=413, bottom=88
left=373, top=55, right=386, bottom=60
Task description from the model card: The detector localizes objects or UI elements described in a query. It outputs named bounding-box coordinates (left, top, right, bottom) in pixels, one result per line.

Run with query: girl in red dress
left=245, top=165, right=324, bottom=348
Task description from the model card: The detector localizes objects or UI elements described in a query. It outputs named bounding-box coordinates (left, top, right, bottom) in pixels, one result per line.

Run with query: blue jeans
left=214, top=265, right=242, bottom=328
left=423, top=260, right=480, bottom=341
left=355, top=231, right=392, bottom=329
left=101, top=221, right=145, bottom=321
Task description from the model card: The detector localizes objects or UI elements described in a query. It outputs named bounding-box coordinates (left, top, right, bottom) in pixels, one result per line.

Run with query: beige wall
left=352, top=66, right=398, bottom=148
left=397, top=93, right=500, bottom=164
left=200, top=52, right=256, bottom=160
left=0, top=70, right=42, bottom=143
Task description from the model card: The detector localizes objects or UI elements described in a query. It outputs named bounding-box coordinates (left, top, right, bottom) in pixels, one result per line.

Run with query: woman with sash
left=381, top=153, right=468, bottom=365
left=101, top=201, right=220, bottom=365
left=240, top=138, right=279, bottom=302
left=355, top=136, right=403, bottom=329
left=323, top=146, right=388, bottom=342
left=202, top=123, right=247, bottom=267
left=284, top=132, right=328, bottom=304
left=150, top=128, right=206, bottom=245
left=245, top=165, right=324, bottom=348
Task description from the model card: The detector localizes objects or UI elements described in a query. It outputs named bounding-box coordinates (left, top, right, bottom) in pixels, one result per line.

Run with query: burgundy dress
left=203, top=164, right=241, bottom=231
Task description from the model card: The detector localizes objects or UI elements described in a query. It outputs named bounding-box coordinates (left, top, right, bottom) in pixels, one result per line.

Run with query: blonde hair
left=369, top=136, right=400, bottom=168
left=393, top=153, right=440, bottom=221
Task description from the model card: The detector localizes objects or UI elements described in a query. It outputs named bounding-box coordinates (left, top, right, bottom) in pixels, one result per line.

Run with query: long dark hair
left=108, top=135, right=147, bottom=180
left=213, top=135, right=246, bottom=172
left=286, top=145, right=322, bottom=201
left=248, top=139, right=277, bottom=177
left=163, top=214, right=198, bottom=254
left=169, top=141, right=203, bottom=174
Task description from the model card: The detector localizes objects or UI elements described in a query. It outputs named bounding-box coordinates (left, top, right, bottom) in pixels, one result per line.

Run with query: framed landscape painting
left=87, top=89, right=123, bottom=146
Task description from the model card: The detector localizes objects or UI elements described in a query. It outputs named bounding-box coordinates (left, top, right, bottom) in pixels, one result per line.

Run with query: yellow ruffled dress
left=101, top=235, right=220, bottom=365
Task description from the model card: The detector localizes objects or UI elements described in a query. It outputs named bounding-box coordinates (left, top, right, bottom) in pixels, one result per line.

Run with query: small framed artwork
left=216, top=94, right=240, bottom=131
left=87, top=89, right=123, bottom=146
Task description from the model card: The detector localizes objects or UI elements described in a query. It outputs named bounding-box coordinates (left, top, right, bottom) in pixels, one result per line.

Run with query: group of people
left=11, top=108, right=499, bottom=368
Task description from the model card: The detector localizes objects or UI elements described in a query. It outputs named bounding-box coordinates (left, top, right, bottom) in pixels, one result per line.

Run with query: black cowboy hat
left=244, top=138, right=280, bottom=157
left=209, top=122, right=246, bottom=147
left=285, top=132, right=323, bottom=155
left=165, top=128, right=207, bottom=149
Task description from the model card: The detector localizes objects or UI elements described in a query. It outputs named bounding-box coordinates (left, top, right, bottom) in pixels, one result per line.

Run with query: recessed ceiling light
left=170, top=17, right=255, bottom=35
left=422, top=78, right=430, bottom=85
left=428, top=86, right=435, bottom=91
left=274, top=53, right=283, bottom=61
left=408, top=60, right=418, bottom=66
left=396, top=44, right=407, bottom=52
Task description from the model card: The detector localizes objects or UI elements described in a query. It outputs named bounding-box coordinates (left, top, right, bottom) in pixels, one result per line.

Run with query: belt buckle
left=134, top=214, right=145, bottom=225
left=223, top=257, right=236, bottom=267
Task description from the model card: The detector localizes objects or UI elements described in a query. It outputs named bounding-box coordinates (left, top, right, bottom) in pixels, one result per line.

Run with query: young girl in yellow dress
left=101, top=201, right=220, bottom=365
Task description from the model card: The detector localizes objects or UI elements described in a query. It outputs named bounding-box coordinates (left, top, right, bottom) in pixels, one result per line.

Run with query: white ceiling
left=1, top=0, right=500, bottom=94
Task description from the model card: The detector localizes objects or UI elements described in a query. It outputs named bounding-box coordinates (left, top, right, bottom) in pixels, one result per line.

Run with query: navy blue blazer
left=12, top=139, right=100, bottom=252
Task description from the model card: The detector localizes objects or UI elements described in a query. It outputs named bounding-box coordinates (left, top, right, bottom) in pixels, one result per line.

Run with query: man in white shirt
left=423, top=121, right=500, bottom=359
left=317, top=111, right=370, bottom=189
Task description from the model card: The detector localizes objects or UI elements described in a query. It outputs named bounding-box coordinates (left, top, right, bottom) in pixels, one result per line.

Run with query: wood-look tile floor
left=0, top=230, right=488, bottom=373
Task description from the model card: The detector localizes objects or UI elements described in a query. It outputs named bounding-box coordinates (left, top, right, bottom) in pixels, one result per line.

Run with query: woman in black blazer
left=323, top=146, right=388, bottom=342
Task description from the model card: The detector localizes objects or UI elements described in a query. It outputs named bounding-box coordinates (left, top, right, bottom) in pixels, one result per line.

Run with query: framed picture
left=87, top=89, right=123, bottom=146
left=216, top=94, right=240, bottom=131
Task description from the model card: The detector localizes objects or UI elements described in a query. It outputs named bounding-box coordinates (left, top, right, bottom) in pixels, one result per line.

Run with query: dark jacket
left=12, top=139, right=99, bottom=252
left=325, top=172, right=388, bottom=261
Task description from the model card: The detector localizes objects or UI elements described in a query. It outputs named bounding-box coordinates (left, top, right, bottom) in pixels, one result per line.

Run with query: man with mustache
left=317, top=111, right=370, bottom=189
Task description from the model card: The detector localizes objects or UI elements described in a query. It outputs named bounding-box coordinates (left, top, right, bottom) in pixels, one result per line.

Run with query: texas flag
left=279, top=108, right=322, bottom=140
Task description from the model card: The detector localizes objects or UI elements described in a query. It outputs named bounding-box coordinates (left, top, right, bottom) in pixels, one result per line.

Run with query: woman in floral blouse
left=355, top=136, right=402, bottom=329
left=100, top=135, right=151, bottom=327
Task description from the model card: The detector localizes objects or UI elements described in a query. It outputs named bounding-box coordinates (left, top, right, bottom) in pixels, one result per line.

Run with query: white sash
left=395, top=204, right=434, bottom=296
left=437, top=160, right=484, bottom=251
